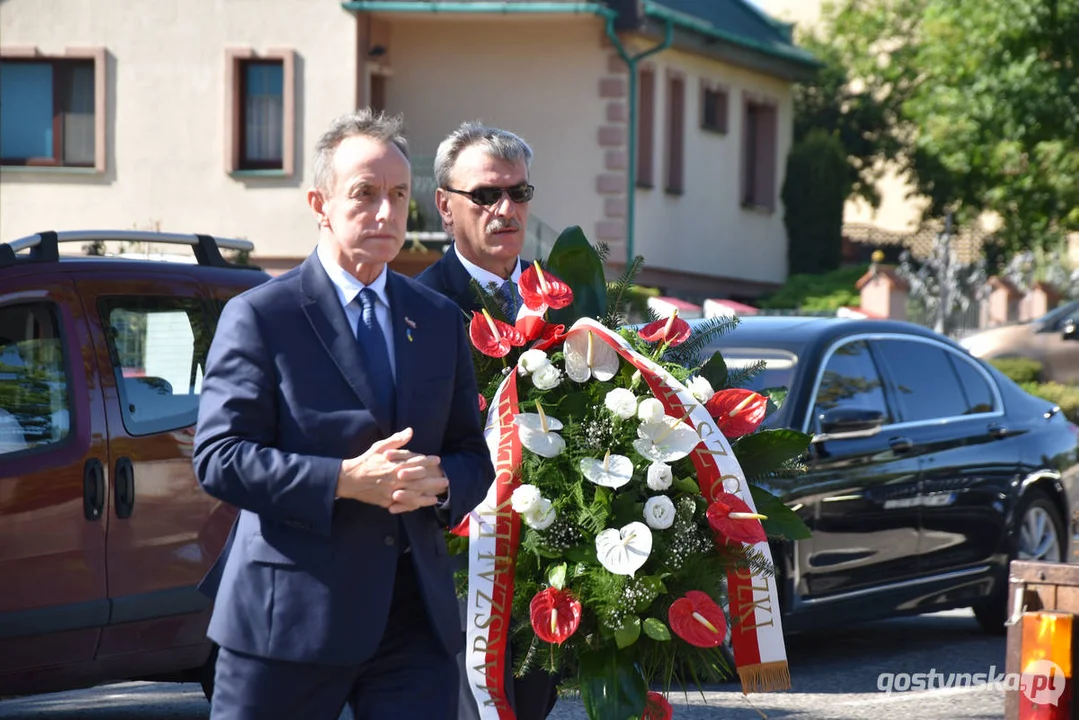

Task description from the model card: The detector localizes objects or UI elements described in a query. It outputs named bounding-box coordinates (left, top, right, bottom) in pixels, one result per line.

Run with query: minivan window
left=812, top=340, right=890, bottom=433
left=0, top=303, right=72, bottom=455
left=876, top=339, right=969, bottom=422
left=100, top=296, right=213, bottom=436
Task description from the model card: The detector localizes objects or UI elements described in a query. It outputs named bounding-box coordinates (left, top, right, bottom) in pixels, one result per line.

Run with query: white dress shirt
left=453, top=244, right=521, bottom=294
left=316, top=243, right=396, bottom=382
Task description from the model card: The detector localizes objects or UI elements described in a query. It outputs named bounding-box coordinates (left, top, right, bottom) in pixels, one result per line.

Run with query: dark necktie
left=355, top=288, right=395, bottom=426
left=496, top=280, right=520, bottom=319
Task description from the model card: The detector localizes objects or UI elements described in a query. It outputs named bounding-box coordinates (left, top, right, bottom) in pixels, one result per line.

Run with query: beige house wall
left=383, top=17, right=610, bottom=241
left=0, top=0, right=357, bottom=259
left=631, top=47, right=793, bottom=285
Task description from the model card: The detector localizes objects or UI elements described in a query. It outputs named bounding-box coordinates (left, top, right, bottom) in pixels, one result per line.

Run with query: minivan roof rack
left=0, top=230, right=257, bottom=269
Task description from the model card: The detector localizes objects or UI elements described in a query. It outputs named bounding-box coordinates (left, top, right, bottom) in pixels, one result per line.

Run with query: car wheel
left=974, top=488, right=1065, bottom=633
left=199, top=644, right=219, bottom=702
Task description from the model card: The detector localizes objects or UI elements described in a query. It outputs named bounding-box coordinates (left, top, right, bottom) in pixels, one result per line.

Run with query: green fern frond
left=603, top=255, right=646, bottom=328
left=726, top=359, right=766, bottom=388
left=666, top=315, right=739, bottom=368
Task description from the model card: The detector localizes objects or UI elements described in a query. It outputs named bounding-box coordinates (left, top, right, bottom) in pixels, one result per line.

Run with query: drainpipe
left=341, top=0, right=671, bottom=265
left=603, top=15, right=672, bottom=266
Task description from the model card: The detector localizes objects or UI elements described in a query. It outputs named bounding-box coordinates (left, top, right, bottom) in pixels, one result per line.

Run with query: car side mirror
left=1063, top=319, right=1079, bottom=341
left=815, top=408, right=886, bottom=439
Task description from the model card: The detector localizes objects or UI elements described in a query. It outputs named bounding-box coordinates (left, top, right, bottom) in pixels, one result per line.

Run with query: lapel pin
left=405, top=317, right=417, bottom=329
left=404, top=317, right=416, bottom=342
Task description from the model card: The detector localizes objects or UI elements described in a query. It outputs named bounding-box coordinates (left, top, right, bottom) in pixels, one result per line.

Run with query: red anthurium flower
left=518, top=261, right=574, bottom=312
left=515, top=315, right=567, bottom=351
left=668, top=591, right=728, bottom=647
left=477, top=393, right=488, bottom=412
left=706, top=493, right=767, bottom=545
left=637, top=310, right=691, bottom=347
left=704, top=388, right=768, bottom=439
left=642, top=692, right=673, bottom=720
left=469, top=309, right=525, bottom=358
left=529, top=587, right=582, bottom=645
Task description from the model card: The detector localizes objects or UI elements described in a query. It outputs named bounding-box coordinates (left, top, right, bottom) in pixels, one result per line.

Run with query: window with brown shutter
left=701, top=84, right=728, bottom=134
left=665, top=74, right=684, bottom=195
left=741, top=99, right=777, bottom=210
left=636, top=68, right=655, bottom=188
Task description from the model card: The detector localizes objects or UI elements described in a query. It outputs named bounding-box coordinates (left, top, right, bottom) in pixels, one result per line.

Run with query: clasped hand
left=335, top=427, right=448, bottom=513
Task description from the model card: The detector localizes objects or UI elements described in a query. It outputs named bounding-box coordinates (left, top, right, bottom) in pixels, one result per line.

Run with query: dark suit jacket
left=414, top=244, right=488, bottom=315
left=193, top=251, right=493, bottom=667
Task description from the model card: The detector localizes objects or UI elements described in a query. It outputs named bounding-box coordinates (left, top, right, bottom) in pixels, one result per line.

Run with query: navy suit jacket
left=414, top=244, right=486, bottom=315
left=193, top=251, right=493, bottom=667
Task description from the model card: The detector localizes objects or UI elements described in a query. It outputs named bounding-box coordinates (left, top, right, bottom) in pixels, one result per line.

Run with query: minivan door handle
left=114, top=457, right=135, bottom=519
left=83, top=459, right=105, bottom=521
left=889, top=437, right=914, bottom=454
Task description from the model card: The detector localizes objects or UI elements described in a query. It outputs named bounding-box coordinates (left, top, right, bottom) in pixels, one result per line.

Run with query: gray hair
left=312, top=108, right=410, bottom=193
left=433, top=121, right=533, bottom=189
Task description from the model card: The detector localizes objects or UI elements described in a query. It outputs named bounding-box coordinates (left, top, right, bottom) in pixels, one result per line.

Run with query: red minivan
left=0, top=230, right=269, bottom=699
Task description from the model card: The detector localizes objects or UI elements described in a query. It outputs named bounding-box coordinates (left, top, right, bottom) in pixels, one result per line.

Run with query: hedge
left=988, top=357, right=1044, bottom=384
left=1019, top=382, right=1079, bottom=423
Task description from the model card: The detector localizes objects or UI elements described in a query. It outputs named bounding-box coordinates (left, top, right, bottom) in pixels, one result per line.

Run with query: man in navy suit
left=416, top=122, right=559, bottom=720
left=194, top=109, right=493, bottom=720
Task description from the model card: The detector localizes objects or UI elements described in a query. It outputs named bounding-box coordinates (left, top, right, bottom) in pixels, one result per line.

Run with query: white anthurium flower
left=531, top=363, right=563, bottom=390
left=604, top=388, right=638, bottom=420
left=517, top=349, right=550, bottom=376
left=637, top=397, right=666, bottom=423
left=511, top=484, right=542, bottom=515
left=515, top=402, right=566, bottom=458
left=579, top=450, right=634, bottom=489
left=633, top=415, right=700, bottom=462
left=643, top=495, right=676, bottom=530
left=595, top=521, right=653, bottom=576
left=687, top=376, right=715, bottom=404
left=646, top=462, right=673, bottom=491
left=563, top=330, right=619, bottom=383
left=524, top=498, right=556, bottom=530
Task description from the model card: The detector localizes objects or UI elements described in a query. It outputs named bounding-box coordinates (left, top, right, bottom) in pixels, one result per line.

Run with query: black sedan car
left=699, top=315, right=1079, bottom=633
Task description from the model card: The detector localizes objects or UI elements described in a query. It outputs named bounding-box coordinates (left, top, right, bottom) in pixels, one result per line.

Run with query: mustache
left=486, top=218, right=521, bottom=234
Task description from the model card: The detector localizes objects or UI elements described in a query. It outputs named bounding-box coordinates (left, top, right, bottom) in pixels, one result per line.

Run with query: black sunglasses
left=443, top=184, right=535, bottom=206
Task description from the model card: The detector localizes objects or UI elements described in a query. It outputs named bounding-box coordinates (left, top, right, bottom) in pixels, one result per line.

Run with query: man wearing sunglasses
left=416, top=122, right=559, bottom=720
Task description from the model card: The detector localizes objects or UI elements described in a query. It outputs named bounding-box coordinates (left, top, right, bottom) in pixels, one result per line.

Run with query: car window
left=100, top=296, right=213, bottom=436
left=0, top=303, right=72, bottom=456
left=812, top=339, right=890, bottom=433
left=948, top=353, right=997, bottom=414
left=875, top=339, right=969, bottom=422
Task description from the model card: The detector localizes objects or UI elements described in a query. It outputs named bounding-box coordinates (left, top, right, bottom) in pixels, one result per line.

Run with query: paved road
left=0, top=609, right=1007, bottom=719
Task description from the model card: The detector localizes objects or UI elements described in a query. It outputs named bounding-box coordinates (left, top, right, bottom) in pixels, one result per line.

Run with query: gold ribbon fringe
left=738, top=661, right=792, bottom=694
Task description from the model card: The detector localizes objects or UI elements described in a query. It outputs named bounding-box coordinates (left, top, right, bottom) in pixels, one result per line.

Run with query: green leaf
left=732, top=428, right=811, bottom=478
left=564, top=544, right=597, bottom=564
left=578, top=648, right=648, bottom=720
left=642, top=617, right=671, bottom=641
left=750, top=484, right=811, bottom=541
left=545, top=226, right=607, bottom=324
left=673, top=477, right=700, bottom=495
left=613, top=617, right=641, bottom=649
left=548, top=563, right=567, bottom=591
left=699, top=351, right=728, bottom=389
left=762, top=387, right=788, bottom=417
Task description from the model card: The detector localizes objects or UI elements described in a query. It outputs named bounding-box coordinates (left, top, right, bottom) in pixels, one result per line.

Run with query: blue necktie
left=355, top=289, right=395, bottom=426
left=496, top=280, right=520, bottom=319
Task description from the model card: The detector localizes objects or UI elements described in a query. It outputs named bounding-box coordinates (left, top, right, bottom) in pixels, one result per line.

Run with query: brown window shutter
left=666, top=75, right=684, bottom=194
left=637, top=68, right=655, bottom=187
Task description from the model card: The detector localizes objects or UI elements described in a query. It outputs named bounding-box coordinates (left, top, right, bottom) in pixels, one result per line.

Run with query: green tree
left=806, top=0, right=1079, bottom=255
left=782, top=129, right=851, bottom=274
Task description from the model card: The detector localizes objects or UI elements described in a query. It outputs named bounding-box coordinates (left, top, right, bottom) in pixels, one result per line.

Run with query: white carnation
left=531, top=363, right=563, bottom=390
left=646, top=462, right=673, bottom=491
left=637, top=398, right=665, bottom=423
left=511, top=484, right=542, bottom=515
left=604, top=388, right=638, bottom=420
left=517, top=349, right=550, bottom=375
left=524, top=499, right=556, bottom=530
left=643, top=495, right=676, bottom=530
left=687, top=376, right=715, bottom=403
